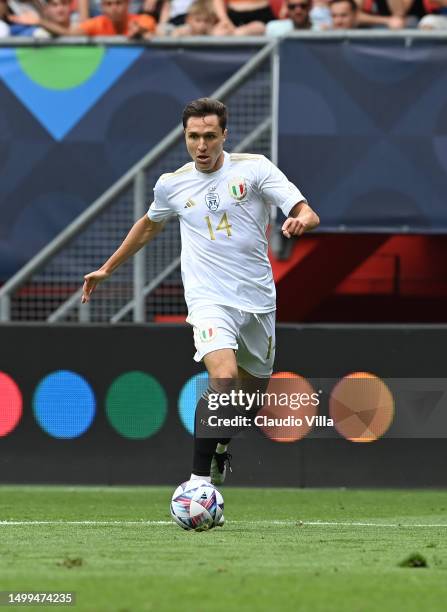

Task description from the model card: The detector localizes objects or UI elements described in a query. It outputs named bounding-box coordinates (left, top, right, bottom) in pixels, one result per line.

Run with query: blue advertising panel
left=0, top=45, right=255, bottom=279
left=279, top=39, right=447, bottom=233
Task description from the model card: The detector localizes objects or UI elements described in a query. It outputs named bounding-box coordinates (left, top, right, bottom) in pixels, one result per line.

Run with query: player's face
left=184, top=115, right=227, bottom=173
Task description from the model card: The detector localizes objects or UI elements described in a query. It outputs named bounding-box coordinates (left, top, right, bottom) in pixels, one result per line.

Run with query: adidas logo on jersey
left=184, top=199, right=196, bottom=209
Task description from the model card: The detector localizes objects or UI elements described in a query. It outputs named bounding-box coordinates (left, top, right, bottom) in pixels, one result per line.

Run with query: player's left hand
left=281, top=217, right=308, bottom=239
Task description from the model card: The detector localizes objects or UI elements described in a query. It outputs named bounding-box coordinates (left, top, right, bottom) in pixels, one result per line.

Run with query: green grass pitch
left=0, top=487, right=446, bottom=611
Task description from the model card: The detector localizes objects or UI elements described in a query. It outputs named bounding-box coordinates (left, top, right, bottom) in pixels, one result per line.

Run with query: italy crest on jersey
left=228, top=177, right=247, bottom=201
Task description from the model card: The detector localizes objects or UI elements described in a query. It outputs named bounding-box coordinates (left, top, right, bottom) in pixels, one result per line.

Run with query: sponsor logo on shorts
left=228, top=177, right=247, bottom=201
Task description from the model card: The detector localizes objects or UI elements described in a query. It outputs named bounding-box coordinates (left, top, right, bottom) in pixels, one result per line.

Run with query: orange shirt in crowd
left=79, top=13, right=156, bottom=35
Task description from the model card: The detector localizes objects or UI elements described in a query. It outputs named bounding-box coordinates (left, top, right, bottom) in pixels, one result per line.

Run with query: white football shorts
left=186, top=305, right=276, bottom=378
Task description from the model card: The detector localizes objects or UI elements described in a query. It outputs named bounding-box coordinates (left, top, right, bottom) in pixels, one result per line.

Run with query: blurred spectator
left=419, top=13, right=447, bottom=26
left=275, top=0, right=333, bottom=30
left=212, top=0, right=273, bottom=34
left=288, top=0, right=312, bottom=26
left=76, top=0, right=141, bottom=22
left=12, top=0, right=156, bottom=35
left=212, top=13, right=265, bottom=31
left=9, top=0, right=41, bottom=16
left=266, top=0, right=311, bottom=36
left=10, top=0, right=73, bottom=36
left=166, top=0, right=265, bottom=34
left=157, top=0, right=194, bottom=30
left=140, top=0, right=162, bottom=20
left=7, top=0, right=46, bottom=33
left=355, top=0, right=416, bottom=26
left=35, top=0, right=71, bottom=35
left=0, top=0, right=11, bottom=36
left=309, top=0, right=332, bottom=27
left=72, top=0, right=156, bottom=35
left=301, top=0, right=406, bottom=27
left=418, top=0, right=447, bottom=26
left=329, top=0, right=358, bottom=26
left=171, top=0, right=216, bottom=34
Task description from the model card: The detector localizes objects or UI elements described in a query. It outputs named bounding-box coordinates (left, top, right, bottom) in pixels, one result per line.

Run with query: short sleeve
left=147, top=177, right=176, bottom=222
left=257, top=157, right=306, bottom=217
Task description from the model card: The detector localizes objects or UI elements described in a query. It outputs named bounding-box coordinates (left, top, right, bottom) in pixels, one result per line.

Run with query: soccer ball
left=170, top=479, right=224, bottom=531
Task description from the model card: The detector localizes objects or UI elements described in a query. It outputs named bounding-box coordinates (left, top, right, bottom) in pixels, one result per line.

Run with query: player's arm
left=282, top=201, right=320, bottom=238
left=81, top=215, right=164, bottom=303
left=257, top=157, right=320, bottom=237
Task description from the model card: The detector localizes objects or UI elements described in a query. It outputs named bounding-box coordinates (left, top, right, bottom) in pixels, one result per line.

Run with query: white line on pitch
left=0, top=520, right=447, bottom=528
left=261, top=521, right=447, bottom=528
left=0, top=520, right=173, bottom=526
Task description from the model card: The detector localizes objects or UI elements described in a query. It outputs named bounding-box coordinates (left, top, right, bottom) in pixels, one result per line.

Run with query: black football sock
left=192, top=395, right=220, bottom=476
left=191, top=376, right=269, bottom=475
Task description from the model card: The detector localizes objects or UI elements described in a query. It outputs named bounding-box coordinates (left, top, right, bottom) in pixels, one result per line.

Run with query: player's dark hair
left=182, top=98, right=228, bottom=131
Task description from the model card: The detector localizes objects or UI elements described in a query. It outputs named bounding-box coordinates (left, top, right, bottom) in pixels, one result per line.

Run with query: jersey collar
left=193, top=150, right=229, bottom=177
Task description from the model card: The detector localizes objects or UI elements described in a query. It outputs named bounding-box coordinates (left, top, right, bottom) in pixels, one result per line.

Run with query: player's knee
left=210, top=369, right=239, bottom=393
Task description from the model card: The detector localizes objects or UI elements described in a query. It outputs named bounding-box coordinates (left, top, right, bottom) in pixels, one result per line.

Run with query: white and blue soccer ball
left=170, top=479, right=224, bottom=531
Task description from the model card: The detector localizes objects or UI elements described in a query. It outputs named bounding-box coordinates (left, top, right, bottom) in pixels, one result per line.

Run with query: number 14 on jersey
left=205, top=213, right=232, bottom=240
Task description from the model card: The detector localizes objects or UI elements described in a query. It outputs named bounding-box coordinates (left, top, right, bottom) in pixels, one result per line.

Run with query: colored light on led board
left=0, top=372, right=23, bottom=437
left=33, top=370, right=96, bottom=439
left=329, top=372, right=394, bottom=443
left=178, top=372, right=208, bottom=435
left=257, top=372, right=317, bottom=443
left=105, top=371, right=167, bottom=439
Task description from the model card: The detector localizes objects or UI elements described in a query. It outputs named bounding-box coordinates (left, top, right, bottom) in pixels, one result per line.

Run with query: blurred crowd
left=1, top=0, right=446, bottom=40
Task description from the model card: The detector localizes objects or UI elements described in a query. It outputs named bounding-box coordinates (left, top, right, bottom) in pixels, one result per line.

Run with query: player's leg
left=236, top=311, right=276, bottom=381
left=206, top=311, right=276, bottom=485
left=200, top=348, right=241, bottom=485
left=209, top=363, right=270, bottom=485
left=187, top=307, right=242, bottom=482
left=203, top=347, right=239, bottom=384
left=191, top=348, right=238, bottom=481
left=235, top=310, right=276, bottom=422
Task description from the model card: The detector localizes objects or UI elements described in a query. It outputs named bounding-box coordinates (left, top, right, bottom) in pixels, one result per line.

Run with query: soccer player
left=82, top=98, right=319, bottom=489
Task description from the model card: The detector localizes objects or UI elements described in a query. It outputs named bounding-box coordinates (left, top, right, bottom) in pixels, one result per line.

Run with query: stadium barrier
left=1, top=323, right=446, bottom=487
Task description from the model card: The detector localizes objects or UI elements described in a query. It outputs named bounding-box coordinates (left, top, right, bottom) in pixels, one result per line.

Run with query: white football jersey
left=147, top=152, right=305, bottom=314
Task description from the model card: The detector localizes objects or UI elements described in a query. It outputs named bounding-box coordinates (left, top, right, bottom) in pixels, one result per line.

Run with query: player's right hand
left=81, top=270, right=110, bottom=303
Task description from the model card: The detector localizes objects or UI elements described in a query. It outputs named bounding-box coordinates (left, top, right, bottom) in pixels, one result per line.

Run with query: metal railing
left=0, top=38, right=278, bottom=323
